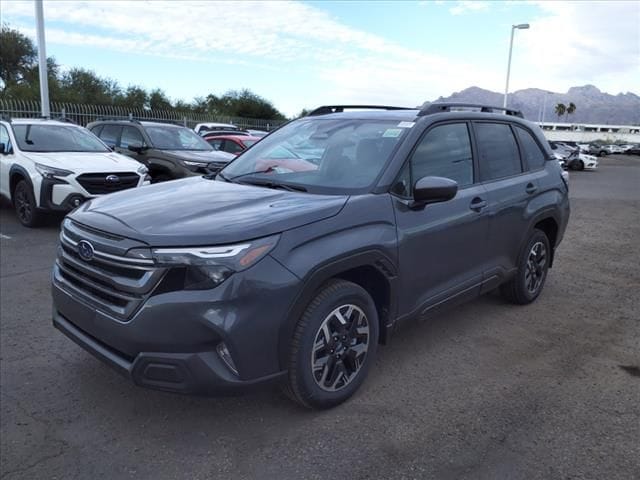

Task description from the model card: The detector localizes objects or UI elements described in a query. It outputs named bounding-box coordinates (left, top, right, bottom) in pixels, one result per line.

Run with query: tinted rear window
left=515, top=126, right=546, bottom=170
left=475, top=123, right=522, bottom=181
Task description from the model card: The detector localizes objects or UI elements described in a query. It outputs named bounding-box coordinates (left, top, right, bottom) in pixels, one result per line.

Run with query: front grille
left=76, top=172, right=139, bottom=195
left=55, top=220, right=165, bottom=320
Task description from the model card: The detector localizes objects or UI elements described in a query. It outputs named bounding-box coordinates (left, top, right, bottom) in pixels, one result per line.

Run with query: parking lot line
left=0, top=233, right=12, bottom=240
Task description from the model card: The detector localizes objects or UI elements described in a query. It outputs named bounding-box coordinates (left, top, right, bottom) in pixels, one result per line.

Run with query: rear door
left=392, top=122, right=490, bottom=316
left=472, top=122, right=539, bottom=283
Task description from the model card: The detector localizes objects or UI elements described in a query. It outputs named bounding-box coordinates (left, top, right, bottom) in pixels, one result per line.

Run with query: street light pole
left=34, top=0, right=50, bottom=118
left=503, top=23, right=529, bottom=108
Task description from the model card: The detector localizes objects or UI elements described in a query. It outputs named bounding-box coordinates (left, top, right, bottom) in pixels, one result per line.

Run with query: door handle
left=526, top=183, right=537, bottom=194
left=469, top=197, right=487, bottom=212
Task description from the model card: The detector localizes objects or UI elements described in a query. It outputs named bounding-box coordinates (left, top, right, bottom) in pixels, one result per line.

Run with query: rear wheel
left=285, top=279, right=379, bottom=409
left=13, top=180, right=44, bottom=228
left=501, top=229, right=550, bottom=305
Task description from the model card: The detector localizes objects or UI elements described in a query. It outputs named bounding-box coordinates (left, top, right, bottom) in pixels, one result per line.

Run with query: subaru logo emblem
left=106, top=174, right=120, bottom=184
left=77, top=240, right=95, bottom=261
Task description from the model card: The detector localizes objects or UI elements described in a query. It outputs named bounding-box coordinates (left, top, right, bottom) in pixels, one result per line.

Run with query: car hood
left=22, top=151, right=142, bottom=171
left=162, top=150, right=235, bottom=163
left=69, top=177, right=348, bottom=246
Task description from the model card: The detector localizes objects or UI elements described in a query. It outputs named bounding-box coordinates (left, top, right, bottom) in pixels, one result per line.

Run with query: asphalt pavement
left=1, top=155, right=639, bottom=480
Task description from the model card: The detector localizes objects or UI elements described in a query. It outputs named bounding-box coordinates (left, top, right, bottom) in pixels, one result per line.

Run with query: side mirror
left=412, top=176, right=458, bottom=206
left=128, top=142, right=146, bottom=153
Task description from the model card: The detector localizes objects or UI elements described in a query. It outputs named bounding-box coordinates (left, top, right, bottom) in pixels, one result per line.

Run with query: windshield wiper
left=241, top=179, right=307, bottom=192
left=227, top=166, right=276, bottom=182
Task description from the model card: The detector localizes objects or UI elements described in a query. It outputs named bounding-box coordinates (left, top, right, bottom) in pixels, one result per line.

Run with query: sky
left=2, top=0, right=639, bottom=117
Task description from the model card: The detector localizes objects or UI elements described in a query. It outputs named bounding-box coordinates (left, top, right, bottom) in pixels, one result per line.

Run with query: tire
left=13, top=180, right=44, bottom=228
left=501, top=229, right=551, bottom=305
left=598, top=150, right=607, bottom=157
left=285, top=279, right=379, bottom=409
left=573, top=160, right=584, bottom=171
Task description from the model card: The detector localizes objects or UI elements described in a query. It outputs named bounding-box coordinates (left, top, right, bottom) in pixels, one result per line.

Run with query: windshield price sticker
left=397, top=121, right=415, bottom=128
left=383, top=128, right=402, bottom=138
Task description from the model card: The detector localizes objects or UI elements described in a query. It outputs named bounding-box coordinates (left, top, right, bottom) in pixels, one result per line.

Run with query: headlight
left=182, top=160, right=209, bottom=167
left=150, top=235, right=279, bottom=290
left=35, top=163, right=72, bottom=178
left=137, top=164, right=148, bottom=174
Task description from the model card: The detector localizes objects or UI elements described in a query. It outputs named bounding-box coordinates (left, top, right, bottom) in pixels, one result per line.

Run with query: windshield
left=145, top=125, right=213, bottom=151
left=220, top=118, right=409, bottom=193
left=13, top=124, right=110, bottom=153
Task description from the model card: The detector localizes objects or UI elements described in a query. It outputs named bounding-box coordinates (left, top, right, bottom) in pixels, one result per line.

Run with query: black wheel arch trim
left=277, top=249, right=399, bottom=370
left=9, top=165, right=34, bottom=199
left=523, top=208, right=562, bottom=268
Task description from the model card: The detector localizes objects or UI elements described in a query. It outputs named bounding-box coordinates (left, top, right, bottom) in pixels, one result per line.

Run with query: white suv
left=0, top=118, right=149, bottom=227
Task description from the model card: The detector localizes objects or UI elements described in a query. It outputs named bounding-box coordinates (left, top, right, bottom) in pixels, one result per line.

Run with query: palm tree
left=566, top=102, right=576, bottom=122
left=555, top=103, right=566, bottom=120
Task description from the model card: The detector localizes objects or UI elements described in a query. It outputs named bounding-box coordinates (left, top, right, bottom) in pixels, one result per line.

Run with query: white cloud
left=2, top=0, right=638, bottom=115
left=449, top=1, right=490, bottom=15
left=511, top=1, right=640, bottom=93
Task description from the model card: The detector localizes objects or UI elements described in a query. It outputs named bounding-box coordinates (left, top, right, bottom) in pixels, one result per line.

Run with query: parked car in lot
left=549, top=141, right=577, bottom=169
left=204, top=134, right=261, bottom=155
left=194, top=122, right=240, bottom=135
left=0, top=117, right=149, bottom=227
left=87, top=120, right=235, bottom=181
left=52, top=103, right=569, bottom=409
left=575, top=153, right=599, bottom=170
left=624, top=144, right=640, bottom=155
left=247, top=129, right=269, bottom=138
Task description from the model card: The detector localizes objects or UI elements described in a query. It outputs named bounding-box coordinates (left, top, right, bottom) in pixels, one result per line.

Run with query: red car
left=203, top=134, right=260, bottom=155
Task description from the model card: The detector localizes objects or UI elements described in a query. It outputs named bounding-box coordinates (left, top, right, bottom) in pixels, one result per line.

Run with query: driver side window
left=393, top=123, right=474, bottom=198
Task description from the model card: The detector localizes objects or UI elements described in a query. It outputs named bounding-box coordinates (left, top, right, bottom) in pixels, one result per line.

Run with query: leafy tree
left=117, top=85, right=148, bottom=110
left=0, top=24, right=60, bottom=100
left=297, top=108, right=311, bottom=118
left=149, top=89, right=172, bottom=110
left=58, top=68, right=121, bottom=105
left=554, top=103, right=566, bottom=120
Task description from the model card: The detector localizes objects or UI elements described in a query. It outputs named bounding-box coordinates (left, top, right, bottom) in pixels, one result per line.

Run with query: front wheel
left=285, top=279, right=379, bottom=409
left=13, top=180, right=44, bottom=228
left=501, top=229, right=551, bottom=305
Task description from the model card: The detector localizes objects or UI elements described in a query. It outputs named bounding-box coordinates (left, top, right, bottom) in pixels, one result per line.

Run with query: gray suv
left=87, top=120, right=234, bottom=181
left=53, top=103, right=570, bottom=409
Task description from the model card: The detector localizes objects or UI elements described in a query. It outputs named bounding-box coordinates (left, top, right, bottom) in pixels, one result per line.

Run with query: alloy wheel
left=525, top=241, right=547, bottom=295
left=15, top=185, right=33, bottom=224
left=311, top=304, right=370, bottom=392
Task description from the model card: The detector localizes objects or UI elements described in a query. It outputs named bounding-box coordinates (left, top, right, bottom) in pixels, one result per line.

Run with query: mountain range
left=433, top=85, right=640, bottom=125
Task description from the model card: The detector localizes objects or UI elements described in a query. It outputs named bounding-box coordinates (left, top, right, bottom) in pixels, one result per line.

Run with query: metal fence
left=0, top=99, right=287, bottom=131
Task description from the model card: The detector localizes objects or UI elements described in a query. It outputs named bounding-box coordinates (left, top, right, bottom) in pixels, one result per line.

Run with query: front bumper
left=52, top=255, right=298, bottom=395
left=53, top=312, right=285, bottom=394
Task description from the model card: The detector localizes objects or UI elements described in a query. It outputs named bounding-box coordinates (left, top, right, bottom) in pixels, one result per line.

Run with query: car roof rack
left=418, top=102, right=524, bottom=118
left=96, top=117, right=143, bottom=125
left=307, top=105, right=412, bottom=116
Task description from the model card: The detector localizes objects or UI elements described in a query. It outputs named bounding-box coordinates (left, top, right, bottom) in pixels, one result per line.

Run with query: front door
left=393, top=122, right=490, bottom=317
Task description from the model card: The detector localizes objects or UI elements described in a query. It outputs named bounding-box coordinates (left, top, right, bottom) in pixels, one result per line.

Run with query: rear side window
left=98, top=124, right=122, bottom=147
left=515, top=126, right=546, bottom=170
left=475, top=123, right=522, bottom=181
left=410, top=123, right=474, bottom=187
left=90, top=125, right=103, bottom=137
left=223, top=140, right=244, bottom=154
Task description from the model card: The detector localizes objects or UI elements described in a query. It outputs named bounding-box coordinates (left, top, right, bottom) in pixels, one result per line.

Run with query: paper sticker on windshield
left=397, top=121, right=415, bottom=128
left=383, top=128, right=402, bottom=138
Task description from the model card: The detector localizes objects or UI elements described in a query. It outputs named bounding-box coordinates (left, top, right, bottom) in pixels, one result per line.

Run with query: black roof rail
left=95, top=117, right=142, bottom=125
left=418, top=102, right=524, bottom=118
left=307, top=105, right=412, bottom=116
left=0, top=114, right=11, bottom=123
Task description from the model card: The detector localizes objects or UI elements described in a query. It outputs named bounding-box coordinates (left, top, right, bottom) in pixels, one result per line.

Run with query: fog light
left=73, top=198, right=82, bottom=207
left=216, top=342, right=238, bottom=376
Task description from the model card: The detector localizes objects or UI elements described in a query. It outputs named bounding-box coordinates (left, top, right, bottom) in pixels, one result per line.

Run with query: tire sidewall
left=292, top=283, right=379, bottom=408
left=517, top=230, right=551, bottom=303
left=13, top=180, right=38, bottom=227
